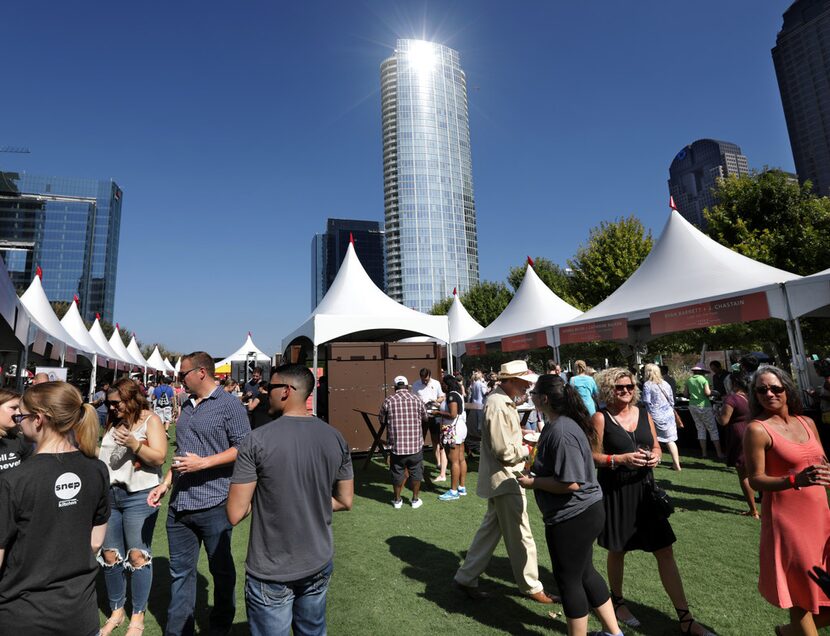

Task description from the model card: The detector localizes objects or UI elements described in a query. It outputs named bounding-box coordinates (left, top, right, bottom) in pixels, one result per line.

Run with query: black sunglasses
left=268, top=383, right=297, bottom=392
left=11, top=413, right=35, bottom=425
left=178, top=367, right=202, bottom=382
left=614, top=384, right=635, bottom=392
left=755, top=385, right=786, bottom=395
left=106, top=399, right=121, bottom=407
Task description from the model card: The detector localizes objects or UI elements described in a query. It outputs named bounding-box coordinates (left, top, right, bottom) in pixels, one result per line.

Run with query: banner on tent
left=502, top=330, right=548, bottom=352
left=650, top=292, right=770, bottom=335
left=465, top=341, right=487, bottom=356
left=559, top=319, right=628, bottom=344
left=32, top=330, right=48, bottom=355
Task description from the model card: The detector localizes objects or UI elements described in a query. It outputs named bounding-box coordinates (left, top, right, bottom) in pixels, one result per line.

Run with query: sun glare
left=407, top=40, right=437, bottom=74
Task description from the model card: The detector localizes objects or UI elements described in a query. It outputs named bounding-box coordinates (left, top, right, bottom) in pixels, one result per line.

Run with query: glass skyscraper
left=381, top=39, right=479, bottom=313
left=0, top=172, right=123, bottom=322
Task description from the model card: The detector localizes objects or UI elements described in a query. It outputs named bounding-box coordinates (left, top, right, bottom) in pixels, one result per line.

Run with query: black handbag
left=647, top=473, right=674, bottom=519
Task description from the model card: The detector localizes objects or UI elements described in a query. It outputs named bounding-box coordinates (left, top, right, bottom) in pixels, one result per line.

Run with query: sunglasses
left=268, top=383, right=297, bottom=392
left=11, top=413, right=35, bottom=425
left=614, top=384, right=635, bottom=392
left=178, top=367, right=202, bottom=382
left=106, top=399, right=121, bottom=407
left=755, top=385, right=786, bottom=395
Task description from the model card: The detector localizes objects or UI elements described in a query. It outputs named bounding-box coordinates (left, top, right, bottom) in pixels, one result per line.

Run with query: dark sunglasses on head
left=755, top=385, right=786, bottom=395
left=268, top=383, right=297, bottom=392
left=614, top=384, right=635, bottom=392
left=11, top=413, right=35, bottom=424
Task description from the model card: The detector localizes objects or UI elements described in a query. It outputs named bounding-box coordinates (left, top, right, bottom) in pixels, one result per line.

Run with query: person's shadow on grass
left=386, top=535, right=565, bottom=635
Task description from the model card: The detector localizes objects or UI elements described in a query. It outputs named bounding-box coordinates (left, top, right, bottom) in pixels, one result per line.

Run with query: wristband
left=610, top=455, right=616, bottom=469
left=605, top=454, right=613, bottom=467
left=789, top=473, right=800, bottom=490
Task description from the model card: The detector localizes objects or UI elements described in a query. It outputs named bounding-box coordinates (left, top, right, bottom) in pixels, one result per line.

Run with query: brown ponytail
left=22, top=382, right=100, bottom=458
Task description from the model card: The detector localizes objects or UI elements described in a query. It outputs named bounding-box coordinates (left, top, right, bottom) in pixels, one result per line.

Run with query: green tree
left=507, top=257, right=579, bottom=307
left=566, top=216, right=653, bottom=309
left=705, top=169, right=830, bottom=276
left=430, top=281, right=513, bottom=327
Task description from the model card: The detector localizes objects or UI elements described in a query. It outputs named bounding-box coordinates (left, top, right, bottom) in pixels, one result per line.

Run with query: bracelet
left=611, top=455, right=616, bottom=469
left=789, top=473, right=800, bottom=490
left=605, top=454, right=613, bottom=467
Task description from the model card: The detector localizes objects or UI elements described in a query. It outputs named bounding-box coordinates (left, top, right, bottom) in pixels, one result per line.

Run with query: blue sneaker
left=439, top=490, right=460, bottom=501
left=458, top=486, right=467, bottom=496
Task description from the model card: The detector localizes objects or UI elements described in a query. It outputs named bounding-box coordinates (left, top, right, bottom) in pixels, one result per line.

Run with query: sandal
left=99, top=615, right=125, bottom=636
left=125, top=622, right=145, bottom=636
left=676, top=607, right=716, bottom=635
left=611, top=593, right=641, bottom=628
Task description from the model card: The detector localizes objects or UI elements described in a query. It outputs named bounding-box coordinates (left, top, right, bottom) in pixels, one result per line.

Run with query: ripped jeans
left=98, top=484, right=159, bottom=613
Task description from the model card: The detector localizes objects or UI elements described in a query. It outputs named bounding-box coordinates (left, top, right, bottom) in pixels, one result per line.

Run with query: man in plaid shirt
left=380, top=375, right=428, bottom=509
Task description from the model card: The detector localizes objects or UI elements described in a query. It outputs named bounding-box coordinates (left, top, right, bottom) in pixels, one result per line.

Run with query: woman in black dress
left=591, top=367, right=713, bottom=636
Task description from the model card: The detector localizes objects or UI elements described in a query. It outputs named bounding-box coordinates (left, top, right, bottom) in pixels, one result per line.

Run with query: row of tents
left=281, top=204, right=830, bottom=406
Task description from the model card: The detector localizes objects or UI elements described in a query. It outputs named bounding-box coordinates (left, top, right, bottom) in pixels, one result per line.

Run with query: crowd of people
left=0, top=351, right=828, bottom=635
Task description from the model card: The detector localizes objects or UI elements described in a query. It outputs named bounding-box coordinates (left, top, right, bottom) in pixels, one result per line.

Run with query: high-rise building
left=311, top=218, right=385, bottom=309
left=667, top=139, right=750, bottom=227
left=0, top=172, right=123, bottom=322
left=381, top=39, right=479, bottom=313
left=773, top=0, right=830, bottom=196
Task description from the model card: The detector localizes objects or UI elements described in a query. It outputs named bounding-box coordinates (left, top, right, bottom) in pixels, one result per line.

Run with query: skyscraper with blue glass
left=0, top=172, right=122, bottom=322
left=381, top=39, right=479, bottom=313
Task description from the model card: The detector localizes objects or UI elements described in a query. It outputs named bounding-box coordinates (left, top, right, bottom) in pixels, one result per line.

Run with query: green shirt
left=686, top=374, right=710, bottom=407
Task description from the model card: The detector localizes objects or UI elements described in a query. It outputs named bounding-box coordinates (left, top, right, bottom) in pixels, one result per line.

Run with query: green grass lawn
left=104, top=449, right=793, bottom=635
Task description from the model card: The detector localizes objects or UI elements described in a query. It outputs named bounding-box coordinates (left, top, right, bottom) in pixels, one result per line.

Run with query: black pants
left=545, top=500, right=610, bottom=618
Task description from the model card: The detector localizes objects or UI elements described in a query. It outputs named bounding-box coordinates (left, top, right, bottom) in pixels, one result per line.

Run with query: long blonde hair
left=22, top=382, right=99, bottom=457
left=643, top=363, right=663, bottom=384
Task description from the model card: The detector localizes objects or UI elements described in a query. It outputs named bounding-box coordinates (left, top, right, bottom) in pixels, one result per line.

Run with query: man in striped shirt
left=380, top=376, right=427, bottom=509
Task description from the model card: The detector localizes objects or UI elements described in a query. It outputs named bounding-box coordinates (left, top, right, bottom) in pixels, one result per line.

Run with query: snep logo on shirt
left=54, top=472, right=82, bottom=508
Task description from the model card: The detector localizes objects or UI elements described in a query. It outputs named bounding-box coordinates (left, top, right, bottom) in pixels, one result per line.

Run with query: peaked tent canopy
left=465, top=262, right=581, bottom=346
left=282, top=242, right=449, bottom=350
left=90, top=318, right=132, bottom=367
left=109, top=329, right=146, bottom=368
left=784, top=266, right=830, bottom=319
left=128, top=336, right=161, bottom=371
left=163, top=357, right=176, bottom=374
left=558, top=209, right=801, bottom=338
left=146, top=347, right=170, bottom=374
left=60, top=300, right=121, bottom=366
left=447, top=289, right=484, bottom=344
left=215, top=333, right=271, bottom=367
left=20, top=276, right=92, bottom=360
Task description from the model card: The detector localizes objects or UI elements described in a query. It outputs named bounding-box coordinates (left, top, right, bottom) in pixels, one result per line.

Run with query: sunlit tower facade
left=381, top=39, right=480, bottom=313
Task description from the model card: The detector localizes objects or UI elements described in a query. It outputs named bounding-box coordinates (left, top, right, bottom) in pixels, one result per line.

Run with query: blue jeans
left=98, top=485, right=159, bottom=613
left=165, top=502, right=236, bottom=636
left=245, top=561, right=333, bottom=636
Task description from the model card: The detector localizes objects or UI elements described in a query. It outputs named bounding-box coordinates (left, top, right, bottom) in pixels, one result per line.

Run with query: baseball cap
left=394, top=375, right=408, bottom=386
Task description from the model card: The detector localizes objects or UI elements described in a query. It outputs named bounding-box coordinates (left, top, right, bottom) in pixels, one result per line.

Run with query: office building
left=0, top=172, right=123, bottom=321
left=381, top=39, right=480, bottom=313
left=773, top=0, right=830, bottom=196
left=668, top=139, right=749, bottom=227
left=311, top=218, right=385, bottom=309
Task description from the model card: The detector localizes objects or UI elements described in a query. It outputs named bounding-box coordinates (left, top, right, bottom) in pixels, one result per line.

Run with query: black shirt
left=0, top=436, right=32, bottom=474
left=0, top=452, right=110, bottom=635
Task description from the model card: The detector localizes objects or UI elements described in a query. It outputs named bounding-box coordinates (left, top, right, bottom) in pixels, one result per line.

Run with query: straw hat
left=496, top=360, right=539, bottom=384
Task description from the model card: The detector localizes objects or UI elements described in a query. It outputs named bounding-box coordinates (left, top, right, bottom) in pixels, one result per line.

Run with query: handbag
left=658, top=384, right=684, bottom=430
left=647, top=471, right=674, bottom=519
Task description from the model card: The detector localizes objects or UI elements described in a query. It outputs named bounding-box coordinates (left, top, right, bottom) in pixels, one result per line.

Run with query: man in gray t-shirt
left=227, top=364, right=354, bottom=636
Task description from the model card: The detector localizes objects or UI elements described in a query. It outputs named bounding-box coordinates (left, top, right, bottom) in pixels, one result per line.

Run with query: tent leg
left=312, top=346, right=318, bottom=416
left=90, top=354, right=98, bottom=403
left=447, top=341, right=454, bottom=376
left=17, top=346, right=30, bottom=393
left=784, top=319, right=804, bottom=387
left=793, top=317, right=812, bottom=393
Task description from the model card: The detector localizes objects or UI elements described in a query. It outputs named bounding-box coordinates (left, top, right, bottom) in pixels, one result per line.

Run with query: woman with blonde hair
left=570, top=359, right=600, bottom=417
left=0, top=382, right=110, bottom=635
left=0, top=388, right=31, bottom=474
left=592, top=368, right=713, bottom=635
left=98, top=378, right=167, bottom=636
left=641, top=363, right=682, bottom=471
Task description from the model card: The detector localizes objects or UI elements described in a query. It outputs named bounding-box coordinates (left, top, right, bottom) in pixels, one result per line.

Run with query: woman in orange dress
left=745, top=366, right=830, bottom=636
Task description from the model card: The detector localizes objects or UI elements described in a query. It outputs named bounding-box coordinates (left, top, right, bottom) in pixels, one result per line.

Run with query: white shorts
left=454, top=420, right=468, bottom=445
left=155, top=406, right=173, bottom=424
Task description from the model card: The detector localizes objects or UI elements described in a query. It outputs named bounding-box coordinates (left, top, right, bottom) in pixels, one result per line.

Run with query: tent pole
left=793, top=317, right=812, bottom=392
left=447, top=339, right=454, bottom=376
left=781, top=282, right=810, bottom=393
left=17, top=324, right=32, bottom=393
left=60, top=347, right=65, bottom=368
left=312, top=345, right=318, bottom=416
left=90, top=354, right=98, bottom=402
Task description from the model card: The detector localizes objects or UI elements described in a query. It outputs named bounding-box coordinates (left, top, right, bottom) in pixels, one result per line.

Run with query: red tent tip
left=669, top=195, right=678, bottom=211
left=453, top=287, right=457, bottom=296
left=73, top=295, right=79, bottom=304
left=35, top=266, right=43, bottom=280
left=527, top=256, right=535, bottom=267
left=95, top=313, right=101, bottom=320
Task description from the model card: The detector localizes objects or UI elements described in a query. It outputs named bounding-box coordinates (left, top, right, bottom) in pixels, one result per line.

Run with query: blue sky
left=2, top=1, right=795, bottom=357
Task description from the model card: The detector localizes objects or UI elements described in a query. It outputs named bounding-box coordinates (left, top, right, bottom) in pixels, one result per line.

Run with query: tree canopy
left=429, top=280, right=513, bottom=327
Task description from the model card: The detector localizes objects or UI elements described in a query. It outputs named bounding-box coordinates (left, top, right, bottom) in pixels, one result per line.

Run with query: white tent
left=216, top=333, right=271, bottom=367
left=128, top=336, right=161, bottom=371
left=282, top=241, right=450, bottom=349
left=90, top=318, right=133, bottom=369
left=163, top=357, right=176, bottom=374
left=19, top=276, right=92, bottom=363
left=109, top=329, right=146, bottom=369
left=445, top=289, right=483, bottom=358
left=464, top=261, right=581, bottom=351
left=784, top=267, right=830, bottom=319
left=60, top=300, right=119, bottom=398
left=174, top=357, right=181, bottom=375
left=146, top=347, right=170, bottom=374
left=282, top=240, right=450, bottom=411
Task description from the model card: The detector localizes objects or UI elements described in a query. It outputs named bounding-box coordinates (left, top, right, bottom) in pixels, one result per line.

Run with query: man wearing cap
left=380, top=375, right=428, bottom=509
left=454, top=360, right=555, bottom=604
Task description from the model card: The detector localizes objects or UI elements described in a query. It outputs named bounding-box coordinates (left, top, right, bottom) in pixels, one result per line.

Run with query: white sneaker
left=392, top=499, right=403, bottom=509
left=411, top=498, right=423, bottom=509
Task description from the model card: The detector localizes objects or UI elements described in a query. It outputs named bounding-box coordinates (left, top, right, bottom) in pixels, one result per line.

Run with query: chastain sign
left=649, top=291, right=770, bottom=335
left=558, top=318, right=629, bottom=345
